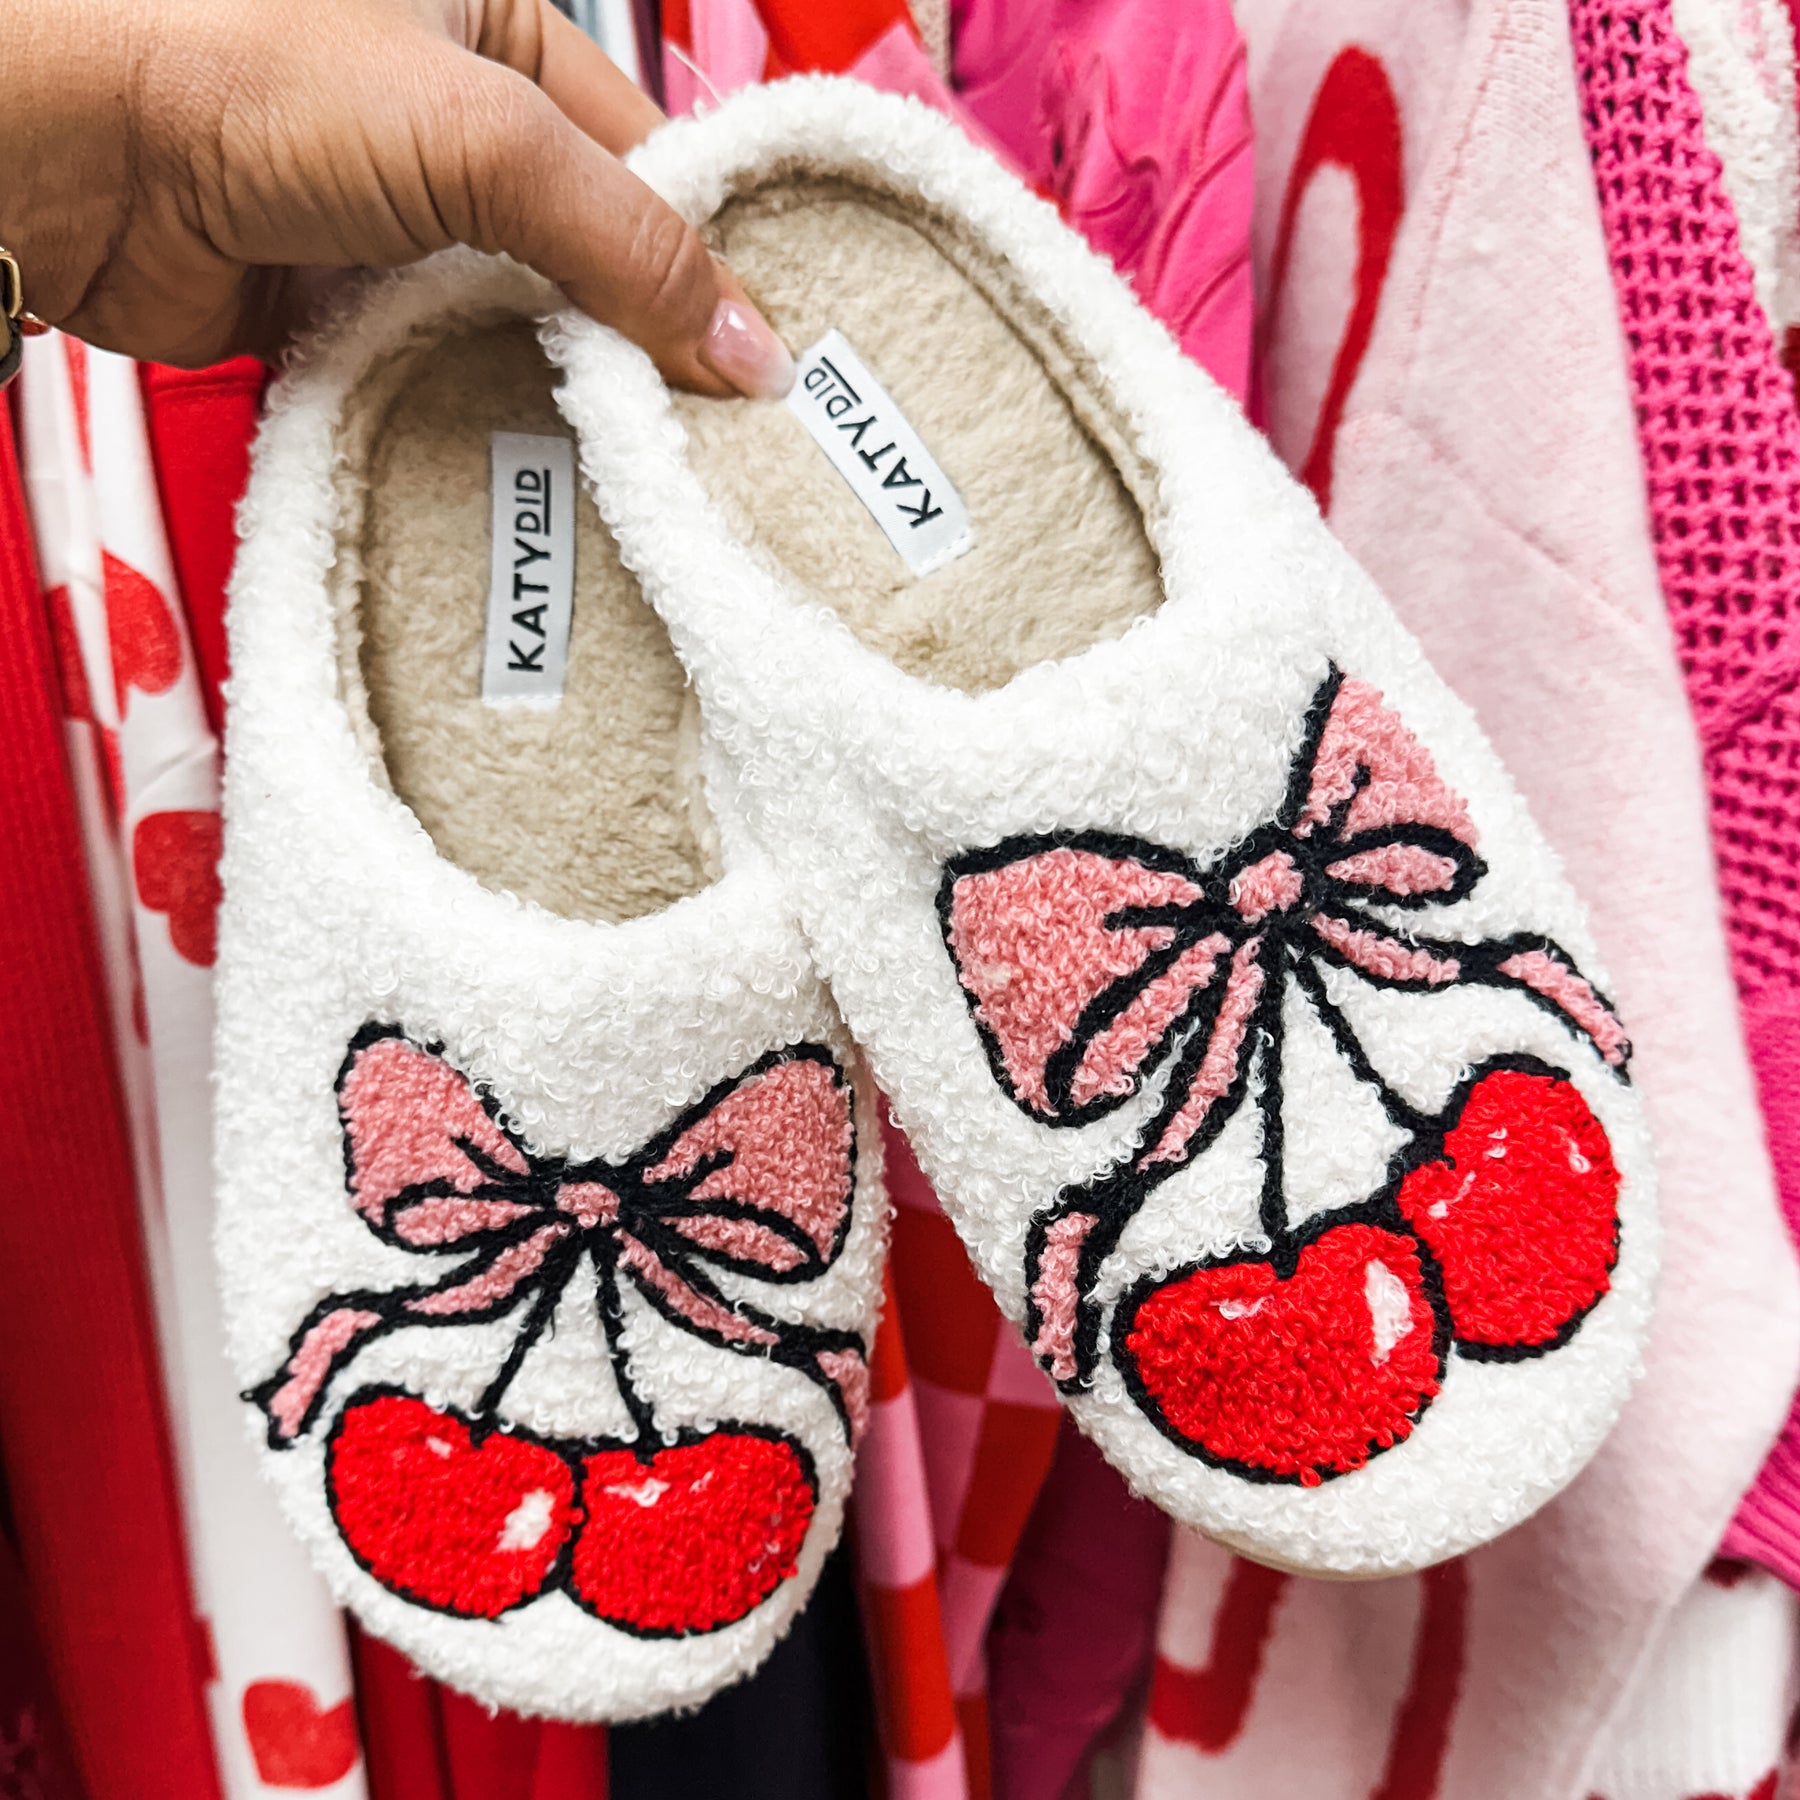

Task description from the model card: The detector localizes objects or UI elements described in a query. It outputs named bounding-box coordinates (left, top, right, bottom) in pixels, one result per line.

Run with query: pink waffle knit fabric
left=1572, top=0, right=1800, bottom=1581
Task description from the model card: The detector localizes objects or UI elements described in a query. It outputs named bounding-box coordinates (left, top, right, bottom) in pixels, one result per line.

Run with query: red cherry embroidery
left=327, top=1394, right=575, bottom=1619
left=1397, top=1067, right=1619, bottom=1353
left=569, top=1432, right=815, bottom=1635
left=1121, top=1224, right=1443, bottom=1485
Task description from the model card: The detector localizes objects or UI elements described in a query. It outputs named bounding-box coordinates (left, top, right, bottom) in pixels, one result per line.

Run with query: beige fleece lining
left=336, top=171, right=1160, bottom=914
left=675, top=177, right=1162, bottom=695
left=347, top=321, right=708, bottom=924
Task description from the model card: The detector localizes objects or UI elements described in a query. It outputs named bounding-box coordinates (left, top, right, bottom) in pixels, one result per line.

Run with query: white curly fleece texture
left=213, top=252, right=888, bottom=1721
left=544, top=77, right=1661, bottom=1578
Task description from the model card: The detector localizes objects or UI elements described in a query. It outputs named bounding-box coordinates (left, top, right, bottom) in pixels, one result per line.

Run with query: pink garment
left=1569, top=0, right=1800, bottom=1594
left=951, top=0, right=1254, bottom=397
left=1138, top=0, right=1800, bottom=1793
left=985, top=1421, right=1169, bottom=1800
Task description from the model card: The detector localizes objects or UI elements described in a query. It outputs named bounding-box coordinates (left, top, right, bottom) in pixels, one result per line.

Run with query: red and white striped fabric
left=1139, top=1540, right=1468, bottom=1799
left=1138, top=1553, right=1796, bottom=1800
left=16, top=334, right=367, bottom=1800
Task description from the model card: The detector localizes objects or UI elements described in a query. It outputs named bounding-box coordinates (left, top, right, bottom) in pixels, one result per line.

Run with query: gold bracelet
left=0, top=248, right=49, bottom=389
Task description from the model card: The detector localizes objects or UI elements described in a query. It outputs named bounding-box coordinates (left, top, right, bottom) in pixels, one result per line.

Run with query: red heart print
left=1120, top=1223, right=1443, bottom=1485
left=1397, top=1067, right=1619, bottom=1353
left=569, top=1431, right=816, bottom=1635
left=103, top=550, right=182, bottom=714
left=132, top=810, right=223, bottom=967
left=240, top=1679, right=360, bottom=1788
left=327, top=1394, right=575, bottom=1619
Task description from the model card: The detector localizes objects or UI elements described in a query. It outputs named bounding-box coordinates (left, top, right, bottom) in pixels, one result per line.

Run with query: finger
left=531, top=2, right=664, bottom=154
left=420, top=55, right=792, bottom=396
left=462, top=0, right=663, bottom=153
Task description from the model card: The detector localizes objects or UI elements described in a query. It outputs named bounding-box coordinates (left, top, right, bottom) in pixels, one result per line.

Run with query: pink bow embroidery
left=253, top=1027, right=867, bottom=1448
left=940, top=669, right=1630, bottom=1387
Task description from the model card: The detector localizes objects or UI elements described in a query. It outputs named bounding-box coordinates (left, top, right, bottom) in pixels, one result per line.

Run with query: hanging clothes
left=0, top=377, right=222, bottom=1800
left=949, top=0, right=1255, bottom=396
left=15, top=335, right=369, bottom=1800
left=1137, top=0, right=1800, bottom=1794
left=1572, top=0, right=1800, bottom=1597
left=608, top=1548, right=870, bottom=1800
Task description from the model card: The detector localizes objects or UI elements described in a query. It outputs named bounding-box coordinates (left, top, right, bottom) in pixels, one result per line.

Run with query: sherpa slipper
left=213, top=253, right=887, bottom=1720
left=547, top=78, right=1659, bottom=1578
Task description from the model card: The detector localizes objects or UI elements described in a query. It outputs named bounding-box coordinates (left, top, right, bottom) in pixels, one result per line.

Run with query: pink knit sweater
left=1571, top=0, right=1800, bottom=1578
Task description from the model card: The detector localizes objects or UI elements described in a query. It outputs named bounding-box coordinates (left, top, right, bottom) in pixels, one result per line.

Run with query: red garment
left=137, top=360, right=265, bottom=732
left=352, top=1631, right=450, bottom=1800
left=352, top=1630, right=610, bottom=1800
left=0, top=1532, right=84, bottom=1800
left=0, top=409, right=222, bottom=1797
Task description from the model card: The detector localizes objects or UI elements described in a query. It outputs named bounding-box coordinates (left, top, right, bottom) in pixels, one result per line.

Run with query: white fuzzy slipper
left=213, top=254, right=887, bottom=1720
left=547, top=78, right=1658, bottom=1577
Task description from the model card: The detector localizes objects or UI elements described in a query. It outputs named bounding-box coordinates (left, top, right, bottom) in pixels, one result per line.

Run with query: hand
left=0, top=0, right=794, bottom=395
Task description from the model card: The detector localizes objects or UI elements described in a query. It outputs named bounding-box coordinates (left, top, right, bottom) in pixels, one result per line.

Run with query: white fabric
left=1589, top=1567, right=1798, bottom=1800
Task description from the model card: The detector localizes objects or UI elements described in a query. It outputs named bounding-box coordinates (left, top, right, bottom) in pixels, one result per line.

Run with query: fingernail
left=699, top=298, right=795, bottom=400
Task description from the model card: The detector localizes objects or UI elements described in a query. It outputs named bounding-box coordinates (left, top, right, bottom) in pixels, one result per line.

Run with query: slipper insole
left=675, top=179, right=1164, bottom=694
left=347, top=322, right=710, bottom=924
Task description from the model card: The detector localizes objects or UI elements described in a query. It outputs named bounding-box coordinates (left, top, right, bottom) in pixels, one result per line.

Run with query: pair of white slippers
left=214, top=78, right=1657, bottom=1722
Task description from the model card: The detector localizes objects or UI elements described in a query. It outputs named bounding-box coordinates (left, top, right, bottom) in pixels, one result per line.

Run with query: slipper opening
left=673, top=175, right=1165, bottom=694
left=339, top=319, right=716, bottom=923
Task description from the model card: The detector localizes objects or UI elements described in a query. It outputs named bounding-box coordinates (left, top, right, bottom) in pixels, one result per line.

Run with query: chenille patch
left=255, top=1026, right=864, bottom=1636
left=570, top=1432, right=816, bottom=1635
left=326, top=1390, right=819, bottom=1635
left=1121, top=1223, right=1443, bottom=1486
left=328, top=1392, right=576, bottom=1618
left=1397, top=1067, right=1619, bottom=1354
left=940, top=668, right=1631, bottom=1483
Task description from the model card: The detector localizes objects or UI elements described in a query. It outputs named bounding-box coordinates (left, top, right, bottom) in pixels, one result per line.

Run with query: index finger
left=502, top=0, right=666, bottom=153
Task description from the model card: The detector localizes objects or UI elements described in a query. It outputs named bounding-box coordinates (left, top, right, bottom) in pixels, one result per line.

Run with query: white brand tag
left=482, top=432, right=576, bottom=706
left=785, top=330, right=973, bottom=575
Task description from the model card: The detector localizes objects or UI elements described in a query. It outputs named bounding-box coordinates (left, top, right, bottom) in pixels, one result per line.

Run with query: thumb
left=414, top=55, right=792, bottom=398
